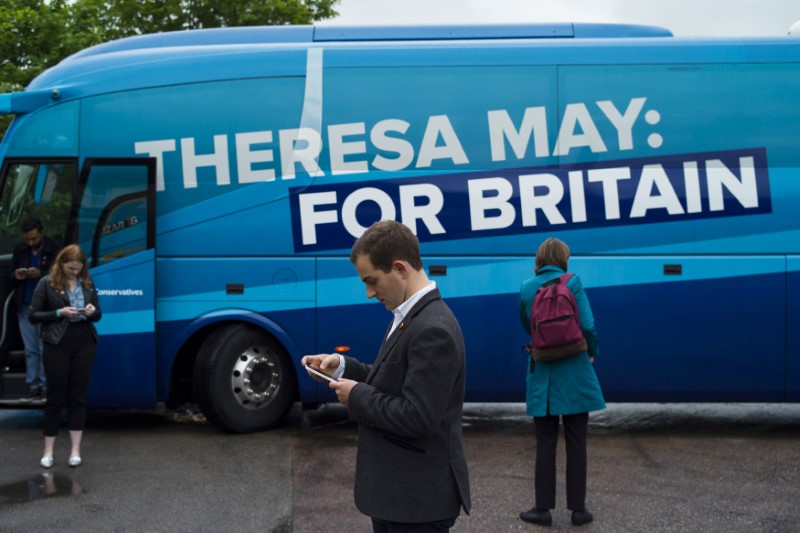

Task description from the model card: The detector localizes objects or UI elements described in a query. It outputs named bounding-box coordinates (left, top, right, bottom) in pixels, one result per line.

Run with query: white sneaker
left=68, top=455, right=82, bottom=467
left=40, top=456, right=54, bottom=468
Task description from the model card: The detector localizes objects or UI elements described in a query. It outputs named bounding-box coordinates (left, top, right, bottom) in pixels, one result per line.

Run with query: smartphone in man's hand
left=305, top=364, right=337, bottom=383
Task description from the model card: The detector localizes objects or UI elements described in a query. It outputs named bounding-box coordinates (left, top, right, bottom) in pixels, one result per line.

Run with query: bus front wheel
left=193, top=324, right=297, bottom=433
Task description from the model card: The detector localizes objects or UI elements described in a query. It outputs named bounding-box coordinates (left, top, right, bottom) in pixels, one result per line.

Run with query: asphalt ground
left=1, top=403, right=799, bottom=532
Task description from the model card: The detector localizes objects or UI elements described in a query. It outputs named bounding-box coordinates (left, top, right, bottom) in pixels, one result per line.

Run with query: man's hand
left=329, top=379, right=357, bottom=406
left=301, top=353, right=340, bottom=383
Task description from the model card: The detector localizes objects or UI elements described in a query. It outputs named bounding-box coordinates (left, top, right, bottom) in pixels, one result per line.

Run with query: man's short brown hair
left=350, top=220, right=423, bottom=272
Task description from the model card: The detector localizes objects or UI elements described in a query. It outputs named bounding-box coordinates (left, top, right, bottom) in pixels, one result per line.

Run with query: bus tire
left=193, top=324, right=297, bottom=433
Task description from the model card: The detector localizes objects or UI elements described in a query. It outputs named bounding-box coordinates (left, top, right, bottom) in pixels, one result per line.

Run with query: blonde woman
left=29, top=245, right=101, bottom=468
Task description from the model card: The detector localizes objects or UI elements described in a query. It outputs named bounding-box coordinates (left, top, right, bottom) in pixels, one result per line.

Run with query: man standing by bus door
left=11, top=217, right=60, bottom=402
left=303, top=220, right=471, bottom=532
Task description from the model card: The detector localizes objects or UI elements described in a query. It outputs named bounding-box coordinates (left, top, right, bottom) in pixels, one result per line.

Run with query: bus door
left=72, top=158, right=156, bottom=407
left=0, top=159, right=75, bottom=400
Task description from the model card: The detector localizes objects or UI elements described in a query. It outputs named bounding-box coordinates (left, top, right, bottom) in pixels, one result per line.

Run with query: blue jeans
left=18, top=306, right=45, bottom=388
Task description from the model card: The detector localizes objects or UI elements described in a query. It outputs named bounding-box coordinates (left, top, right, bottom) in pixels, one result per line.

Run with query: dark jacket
left=11, top=236, right=61, bottom=309
left=344, top=288, right=471, bottom=523
left=29, top=275, right=102, bottom=345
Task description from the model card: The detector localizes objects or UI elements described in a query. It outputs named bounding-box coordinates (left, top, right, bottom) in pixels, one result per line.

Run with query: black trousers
left=371, top=516, right=457, bottom=533
left=42, top=322, right=97, bottom=437
left=533, top=412, right=589, bottom=511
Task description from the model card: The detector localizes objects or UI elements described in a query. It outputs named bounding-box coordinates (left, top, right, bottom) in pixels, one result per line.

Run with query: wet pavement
left=1, top=403, right=799, bottom=532
left=0, top=473, right=85, bottom=504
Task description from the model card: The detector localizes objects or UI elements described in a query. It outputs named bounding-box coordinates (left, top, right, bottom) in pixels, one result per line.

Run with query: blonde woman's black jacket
left=29, top=275, right=102, bottom=345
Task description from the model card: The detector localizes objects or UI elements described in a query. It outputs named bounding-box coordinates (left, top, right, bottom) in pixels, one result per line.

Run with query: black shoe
left=519, top=508, right=552, bottom=526
left=571, top=509, right=593, bottom=526
left=19, top=386, right=41, bottom=403
left=33, top=387, right=46, bottom=404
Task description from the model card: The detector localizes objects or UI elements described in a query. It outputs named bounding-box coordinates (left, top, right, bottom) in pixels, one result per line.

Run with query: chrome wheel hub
left=230, top=346, right=280, bottom=410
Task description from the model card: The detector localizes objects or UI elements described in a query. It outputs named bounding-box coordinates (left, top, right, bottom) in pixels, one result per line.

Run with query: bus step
left=2, top=349, right=26, bottom=372
left=0, top=372, right=32, bottom=402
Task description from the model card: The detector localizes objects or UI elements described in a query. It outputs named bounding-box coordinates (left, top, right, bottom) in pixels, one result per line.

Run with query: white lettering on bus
left=466, top=156, right=758, bottom=229
left=133, top=98, right=656, bottom=192
left=415, top=115, right=469, bottom=168
left=180, top=134, right=230, bottom=189
left=468, top=177, right=515, bottom=231
left=399, top=183, right=446, bottom=236
left=134, top=139, right=175, bottom=192
left=236, top=131, right=276, bottom=184
left=371, top=119, right=414, bottom=171
left=295, top=154, right=761, bottom=245
left=299, top=191, right=337, bottom=245
left=299, top=183, right=447, bottom=244
left=280, top=127, right=325, bottom=180
left=586, top=167, right=630, bottom=220
left=341, top=187, right=397, bottom=237
left=707, top=157, right=758, bottom=211
left=488, top=98, right=647, bottom=161
left=329, top=122, right=369, bottom=176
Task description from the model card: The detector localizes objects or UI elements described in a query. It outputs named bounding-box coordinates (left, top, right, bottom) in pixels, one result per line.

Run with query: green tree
left=65, top=0, right=338, bottom=52
left=0, top=0, right=71, bottom=136
left=0, top=0, right=70, bottom=94
left=0, top=0, right=338, bottom=137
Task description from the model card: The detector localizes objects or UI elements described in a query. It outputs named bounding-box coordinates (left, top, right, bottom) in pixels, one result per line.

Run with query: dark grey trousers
left=533, top=412, right=589, bottom=511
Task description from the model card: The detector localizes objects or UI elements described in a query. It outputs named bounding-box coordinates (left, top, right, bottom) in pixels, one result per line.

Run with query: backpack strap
left=543, top=273, right=574, bottom=287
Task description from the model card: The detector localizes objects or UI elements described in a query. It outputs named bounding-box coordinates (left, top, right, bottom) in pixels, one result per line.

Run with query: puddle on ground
left=0, top=473, right=85, bottom=504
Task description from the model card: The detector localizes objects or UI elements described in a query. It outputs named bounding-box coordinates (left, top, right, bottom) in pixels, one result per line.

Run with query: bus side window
left=78, top=160, right=153, bottom=267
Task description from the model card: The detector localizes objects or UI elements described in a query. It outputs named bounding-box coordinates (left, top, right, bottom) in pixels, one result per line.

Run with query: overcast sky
left=322, top=0, right=800, bottom=37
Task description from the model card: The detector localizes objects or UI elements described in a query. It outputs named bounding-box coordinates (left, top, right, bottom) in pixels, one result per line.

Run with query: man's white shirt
left=332, top=281, right=437, bottom=380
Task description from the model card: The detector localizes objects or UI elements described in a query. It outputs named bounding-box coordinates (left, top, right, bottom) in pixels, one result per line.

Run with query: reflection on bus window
left=79, top=164, right=149, bottom=266
left=96, top=199, right=147, bottom=265
left=0, top=162, right=73, bottom=253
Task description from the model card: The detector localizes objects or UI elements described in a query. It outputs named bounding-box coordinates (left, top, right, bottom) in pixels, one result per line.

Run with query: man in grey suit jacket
left=303, top=220, right=471, bottom=532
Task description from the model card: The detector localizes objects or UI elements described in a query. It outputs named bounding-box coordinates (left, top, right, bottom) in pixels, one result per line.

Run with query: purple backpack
left=529, top=274, right=588, bottom=362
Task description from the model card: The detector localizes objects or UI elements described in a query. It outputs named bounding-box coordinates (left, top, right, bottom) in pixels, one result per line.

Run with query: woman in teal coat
left=518, top=238, right=605, bottom=528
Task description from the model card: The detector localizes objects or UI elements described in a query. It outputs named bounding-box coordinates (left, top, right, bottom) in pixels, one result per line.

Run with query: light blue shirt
left=66, top=281, right=88, bottom=322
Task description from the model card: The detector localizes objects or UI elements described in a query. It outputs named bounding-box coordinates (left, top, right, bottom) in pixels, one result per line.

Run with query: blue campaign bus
left=0, top=23, right=799, bottom=432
